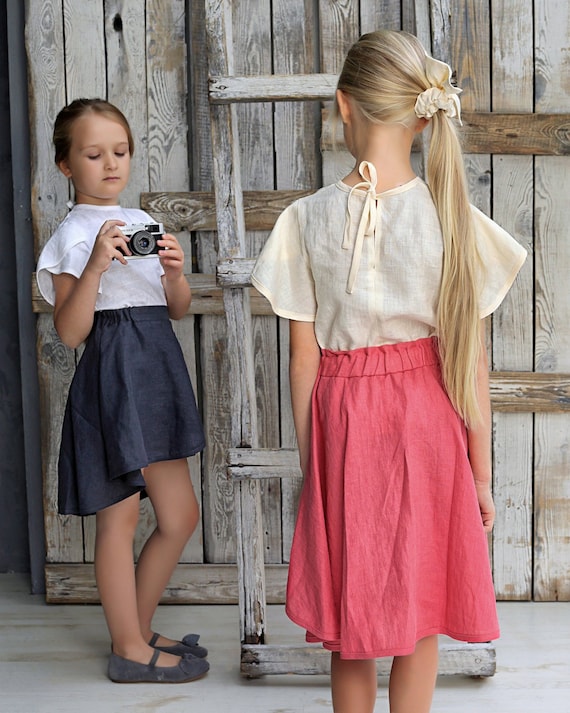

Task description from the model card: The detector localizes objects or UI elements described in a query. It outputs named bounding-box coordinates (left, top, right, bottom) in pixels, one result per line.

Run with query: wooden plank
left=205, top=0, right=265, bottom=647
left=490, top=0, right=534, bottom=601
left=26, top=0, right=83, bottom=564
left=272, top=0, right=318, bottom=563
left=188, top=1, right=234, bottom=569
left=241, top=641, right=496, bottom=678
left=233, top=0, right=282, bottom=567
left=321, top=112, right=570, bottom=156
left=141, top=189, right=312, bottom=231
left=208, top=73, right=338, bottom=103
left=62, top=0, right=105, bottom=100
left=534, top=0, right=570, bottom=602
left=360, top=0, right=401, bottom=32
left=105, top=0, right=149, bottom=209
left=459, top=112, right=570, bottom=156
left=217, top=258, right=256, bottom=286
left=228, top=448, right=299, bottom=467
left=319, top=0, right=359, bottom=185
left=44, top=562, right=288, bottom=604
left=489, top=373, right=570, bottom=412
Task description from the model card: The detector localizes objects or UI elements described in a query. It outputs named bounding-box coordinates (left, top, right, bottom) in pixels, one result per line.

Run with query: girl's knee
left=156, top=501, right=199, bottom=542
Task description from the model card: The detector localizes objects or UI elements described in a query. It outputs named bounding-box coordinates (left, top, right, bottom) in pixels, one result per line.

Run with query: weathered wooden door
left=28, top=0, right=570, bottom=605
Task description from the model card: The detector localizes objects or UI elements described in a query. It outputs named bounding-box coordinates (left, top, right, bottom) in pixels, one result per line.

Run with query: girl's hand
left=87, top=220, right=131, bottom=273
left=474, top=479, right=495, bottom=533
left=158, top=233, right=185, bottom=281
left=158, top=233, right=191, bottom=319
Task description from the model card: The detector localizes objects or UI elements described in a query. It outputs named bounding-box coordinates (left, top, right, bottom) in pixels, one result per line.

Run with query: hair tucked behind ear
left=337, top=29, right=483, bottom=426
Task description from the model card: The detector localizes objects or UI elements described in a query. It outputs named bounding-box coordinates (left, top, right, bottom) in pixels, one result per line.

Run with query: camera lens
left=130, top=230, right=157, bottom=256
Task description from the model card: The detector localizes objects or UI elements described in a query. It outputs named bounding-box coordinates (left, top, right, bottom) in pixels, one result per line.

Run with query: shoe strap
left=148, top=632, right=160, bottom=647
left=148, top=648, right=161, bottom=669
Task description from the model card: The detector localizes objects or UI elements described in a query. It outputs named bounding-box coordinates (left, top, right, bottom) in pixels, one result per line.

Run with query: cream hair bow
left=414, top=55, right=462, bottom=124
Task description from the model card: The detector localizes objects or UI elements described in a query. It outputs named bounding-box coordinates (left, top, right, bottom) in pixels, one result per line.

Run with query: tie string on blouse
left=342, top=161, right=379, bottom=294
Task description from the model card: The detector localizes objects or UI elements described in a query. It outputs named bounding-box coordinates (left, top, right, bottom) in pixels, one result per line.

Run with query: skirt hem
left=287, top=607, right=499, bottom=660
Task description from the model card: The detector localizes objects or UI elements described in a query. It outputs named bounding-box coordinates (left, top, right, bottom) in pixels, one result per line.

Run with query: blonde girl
left=252, top=31, right=526, bottom=713
left=37, top=99, right=209, bottom=684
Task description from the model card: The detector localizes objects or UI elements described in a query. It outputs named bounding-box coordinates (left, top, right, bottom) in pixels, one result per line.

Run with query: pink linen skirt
left=285, top=337, right=500, bottom=660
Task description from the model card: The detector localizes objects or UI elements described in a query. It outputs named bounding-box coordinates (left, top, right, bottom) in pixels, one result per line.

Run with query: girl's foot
left=108, top=648, right=210, bottom=683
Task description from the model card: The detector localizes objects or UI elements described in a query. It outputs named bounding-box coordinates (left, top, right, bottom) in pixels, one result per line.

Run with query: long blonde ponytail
left=428, top=112, right=483, bottom=426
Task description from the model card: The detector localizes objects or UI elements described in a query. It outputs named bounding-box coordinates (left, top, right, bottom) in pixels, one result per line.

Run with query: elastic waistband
left=320, top=337, right=440, bottom=378
left=94, top=306, right=169, bottom=324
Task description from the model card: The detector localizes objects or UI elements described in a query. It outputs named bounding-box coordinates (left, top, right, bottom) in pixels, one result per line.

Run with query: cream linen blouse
left=251, top=162, right=527, bottom=352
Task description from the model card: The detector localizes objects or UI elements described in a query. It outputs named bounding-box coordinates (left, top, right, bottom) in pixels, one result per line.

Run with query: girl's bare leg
left=95, top=495, right=178, bottom=666
left=388, top=635, right=439, bottom=713
left=135, top=458, right=199, bottom=645
left=331, top=652, right=377, bottom=713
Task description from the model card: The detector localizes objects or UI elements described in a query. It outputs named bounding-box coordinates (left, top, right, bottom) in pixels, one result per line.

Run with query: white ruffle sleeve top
left=251, top=162, right=527, bottom=351
left=36, top=204, right=166, bottom=310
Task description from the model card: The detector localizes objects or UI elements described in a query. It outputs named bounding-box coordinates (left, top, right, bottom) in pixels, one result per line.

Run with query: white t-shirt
left=251, top=162, right=527, bottom=351
left=36, top=204, right=167, bottom=309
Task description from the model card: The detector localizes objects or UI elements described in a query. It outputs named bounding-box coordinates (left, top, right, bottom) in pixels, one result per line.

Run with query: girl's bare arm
left=467, top=320, right=495, bottom=533
left=52, top=220, right=130, bottom=348
left=289, top=320, right=321, bottom=476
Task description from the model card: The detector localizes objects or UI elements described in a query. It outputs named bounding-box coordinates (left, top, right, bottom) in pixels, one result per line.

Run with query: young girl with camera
left=36, top=99, right=209, bottom=684
left=252, top=30, right=527, bottom=712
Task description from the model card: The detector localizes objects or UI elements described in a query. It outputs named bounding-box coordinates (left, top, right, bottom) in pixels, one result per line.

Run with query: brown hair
left=336, top=30, right=483, bottom=425
left=53, top=98, right=134, bottom=165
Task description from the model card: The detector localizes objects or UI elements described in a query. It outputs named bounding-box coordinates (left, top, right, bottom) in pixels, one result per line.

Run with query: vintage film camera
left=119, top=222, right=164, bottom=257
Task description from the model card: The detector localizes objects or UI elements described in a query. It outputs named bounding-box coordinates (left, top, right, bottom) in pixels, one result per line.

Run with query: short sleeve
left=36, top=232, right=92, bottom=306
left=472, top=205, right=528, bottom=317
left=251, top=202, right=317, bottom=321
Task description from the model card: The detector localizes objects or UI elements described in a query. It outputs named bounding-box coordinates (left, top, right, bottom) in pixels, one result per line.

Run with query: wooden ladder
left=203, top=0, right=495, bottom=678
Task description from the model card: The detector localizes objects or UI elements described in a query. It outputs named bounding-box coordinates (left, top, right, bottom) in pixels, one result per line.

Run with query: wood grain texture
left=272, top=0, right=316, bottom=562
left=534, top=0, right=570, bottom=601
left=190, top=0, right=237, bottom=566
left=360, top=0, right=402, bottom=32
left=141, top=189, right=312, bottom=231
left=233, top=0, right=282, bottom=567
left=491, top=0, right=534, bottom=600
left=26, top=0, right=83, bottom=563
left=44, top=562, right=288, bottom=604
left=534, top=158, right=570, bottom=600
left=205, top=0, right=265, bottom=647
left=62, top=0, right=105, bottom=100
left=209, top=73, right=339, bottom=102
left=241, top=642, right=496, bottom=678
left=105, top=0, right=149, bottom=208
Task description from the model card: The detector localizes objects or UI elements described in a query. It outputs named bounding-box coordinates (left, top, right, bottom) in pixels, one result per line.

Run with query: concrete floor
left=0, top=573, right=569, bottom=713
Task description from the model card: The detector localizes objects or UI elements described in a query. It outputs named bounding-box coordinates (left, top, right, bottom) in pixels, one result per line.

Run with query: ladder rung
left=209, top=73, right=338, bottom=104
left=227, top=445, right=302, bottom=481
left=217, top=258, right=255, bottom=287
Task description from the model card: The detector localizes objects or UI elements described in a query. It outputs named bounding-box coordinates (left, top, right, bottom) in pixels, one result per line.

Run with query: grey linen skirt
left=58, top=306, right=205, bottom=515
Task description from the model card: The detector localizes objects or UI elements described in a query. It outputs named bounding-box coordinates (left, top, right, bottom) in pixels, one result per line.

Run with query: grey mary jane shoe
left=108, top=648, right=210, bottom=683
left=149, top=631, right=208, bottom=659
